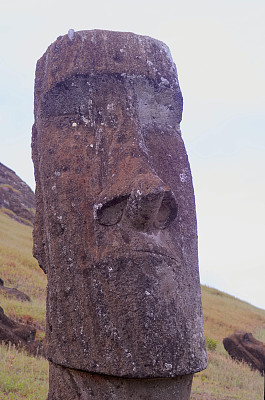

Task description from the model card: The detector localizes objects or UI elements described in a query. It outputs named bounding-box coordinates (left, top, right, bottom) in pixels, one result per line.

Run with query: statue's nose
left=95, top=174, right=178, bottom=232
left=124, top=175, right=178, bottom=232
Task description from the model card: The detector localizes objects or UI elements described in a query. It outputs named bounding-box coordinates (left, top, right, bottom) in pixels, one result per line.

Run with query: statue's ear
left=32, top=123, right=48, bottom=274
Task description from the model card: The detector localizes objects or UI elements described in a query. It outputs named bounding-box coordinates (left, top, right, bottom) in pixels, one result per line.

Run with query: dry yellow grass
left=202, top=285, right=265, bottom=341
left=191, top=348, right=264, bottom=400
left=0, top=212, right=46, bottom=331
left=192, top=285, right=265, bottom=399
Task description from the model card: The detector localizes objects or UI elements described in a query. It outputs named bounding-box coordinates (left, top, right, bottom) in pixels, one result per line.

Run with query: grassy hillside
left=0, top=211, right=264, bottom=399
left=202, top=286, right=265, bottom=342
left=192, top=287, right=265, bottom=400
left=0, top=213, right=46, bottom=339
left=0, top=162, right=35, bottom=226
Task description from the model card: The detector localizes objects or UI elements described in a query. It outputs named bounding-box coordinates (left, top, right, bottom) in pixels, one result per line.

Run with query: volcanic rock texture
left=32, top=30, right=207, bottom=399
left=223, top=331, right=265, bottom=375
left=0, top=306, right=42, bottom=356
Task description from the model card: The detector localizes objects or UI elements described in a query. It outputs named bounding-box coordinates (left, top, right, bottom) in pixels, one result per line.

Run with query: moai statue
left=32, top=30, right=207, bottom=399
left=223, top=332, right=265, bottom=375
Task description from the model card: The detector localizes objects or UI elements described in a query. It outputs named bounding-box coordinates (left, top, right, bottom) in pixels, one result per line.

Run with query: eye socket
left=95, top=196, right=128, bottom=226
left=154, top=191, right=178, bottom=230
left=95, top=190, right=177, bottom=230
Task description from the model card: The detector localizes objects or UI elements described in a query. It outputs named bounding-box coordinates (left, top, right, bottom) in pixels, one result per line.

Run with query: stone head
left=223, top=331, right=265, bottom=374
left=32, top=30, right=207, bottom=378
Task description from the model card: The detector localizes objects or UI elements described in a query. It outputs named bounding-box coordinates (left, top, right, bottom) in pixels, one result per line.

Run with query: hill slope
left=0, top=212, right=264, bottom=399
left=202, top=285, right=265, bottom=342
left=0, top=162, right=35, bottom=226
left=193, top=286, right=265, bottom=399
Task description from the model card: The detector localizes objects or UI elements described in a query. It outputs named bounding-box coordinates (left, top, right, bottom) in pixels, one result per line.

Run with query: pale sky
left=1, top=0, right=264, bottom=309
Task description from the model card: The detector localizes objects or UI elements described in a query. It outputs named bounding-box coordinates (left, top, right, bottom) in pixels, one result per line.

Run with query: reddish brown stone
left=48, top=362, right=193, bottom=400
left=32, top=29, right=207, bottom=398
left=223, top=331, right=265, bottom=375
left=0, top=305, right=35, bottom=343
left=0, top=306, right=43, bottom=356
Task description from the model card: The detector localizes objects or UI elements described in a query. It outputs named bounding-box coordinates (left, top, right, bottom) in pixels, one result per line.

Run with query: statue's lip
left=93, top=248, right=181, bottom=265
left=128, top=249, right=180, bottom=264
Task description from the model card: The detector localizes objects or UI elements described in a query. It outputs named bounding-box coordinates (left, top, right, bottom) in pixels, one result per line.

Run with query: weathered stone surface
left=32, top=29, right=207, bottom=393
left=48, top=362, right=193, bottom=400
left=223, top=331, right=265, bottom=375
left=0, top=162, right=35, bottom=226
left=0, top=306, right=35, bottom=342
left=0, top=305, right=43, bottom=356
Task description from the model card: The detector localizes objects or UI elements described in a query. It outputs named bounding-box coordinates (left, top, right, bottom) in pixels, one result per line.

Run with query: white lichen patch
left=125, top=350, right=132, bottom=358
left=107, top=103, right=114, bottom=111
left=179, top=168, right=190, bottom=183
left=142, top=231, right=162, bottom=245
left=68, top=29, right=75, bottom=41
left=93, top=203, right=103, bottom=219
left=95, top=127, right=103, bottom=154
left=160, top=76, right=170, bottom=87
left=81, top=116, right=89, bottom=125
left=164, top=362, right=173, bottom=371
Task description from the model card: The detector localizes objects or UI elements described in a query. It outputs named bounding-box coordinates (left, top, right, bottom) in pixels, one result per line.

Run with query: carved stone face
left=223, top=332, right=265, bottom=374
left=32, top=30, right=207, bottom=379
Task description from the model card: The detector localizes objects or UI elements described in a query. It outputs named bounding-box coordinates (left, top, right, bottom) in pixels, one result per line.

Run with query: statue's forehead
left=37, top=72, right=183, bottom=186
left=39, top=73, right=180, bottom=133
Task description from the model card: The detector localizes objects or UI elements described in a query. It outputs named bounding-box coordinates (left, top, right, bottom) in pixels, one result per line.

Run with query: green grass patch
left=205, top=336, right=218, bottom=352
left=0, top=343, right=48, bottom=400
